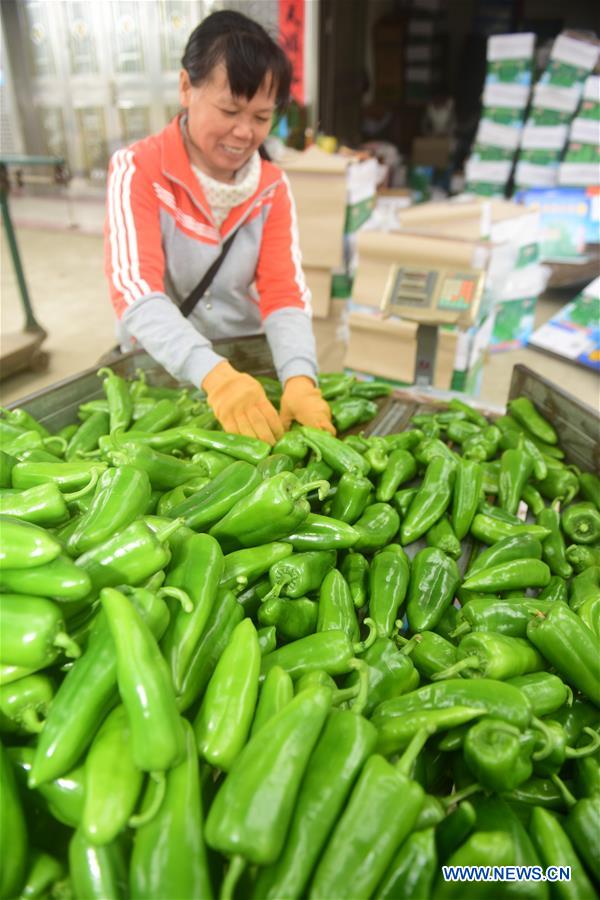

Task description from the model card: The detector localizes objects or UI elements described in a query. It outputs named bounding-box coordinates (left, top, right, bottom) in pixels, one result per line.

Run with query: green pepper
left=0, top=594, right=80, bottom=668
left=329, top=471, right=373, bottom=524
left=128, top=397, right=182, bottom=433
left=19, top=850, right=65, bottom=900
left=0, top=450, right=17, bottom=489
left=565, top=795, right=600, bottom=883
left=434, top=631, right=545, bottom=681
left=0, top=516, right=62, bottom=569
left=534, top=499, right=573, bottom=579
left=464, top=716, right=536, bottom=791
left=250, top=665, right=293, bottom=736
left=393, top=487, right=418, bottom=518
left=273, top=430, right=309, bottom=462
left=205, top=685, right=331, bottom=890
left=426, top=515, right=462, bottom=559
left=502, top=776, right=574, bottom=811
left=352, top=502, right=400, bottom=552
left=167, top=460, right=261, bottom=532
left=194, top=617, right=260, bottom=771
left=81, top=704, right=143, bottom=845
left=100, top=586, right=185, bottom=772
left=373, top=678, right=533, bottom=731
left=0, top=673, right=54, bottom=734
left=351, top=379, right=392, bottom=399
left=340, top=551, right=369, bottom=608
left=527, top=602, right=600, bottom=706
left=107, top=440, right=209, bottom=490
left=175, top=588, right=244, bottom=713
left=446, top=418, right=482, bottom=444
left=343, top=433, right=370, bottom=454
left=330, top=396, right=378, bottom=432
left=66, top=465, right=152, bottom=555
left=317, top=569, right=359, bottom=641
left=347, top=637, right=419, bottom=715
left=179, top=425, right=270, bottom=463
left=462, top=427, right=500, bottom=462
left=257, top=624, right=277, bottom=656
left=9, top=744, right=84, bottom=827
left=256, top=452, right=294, bottom=480
left=450, top=458, right=482, bottom=541
left=399, top=630, right=458, bottom=680
left=260, top=628, right=374, bottom=681
left=221, top=541, right=293, bottom=594
left=281, top=513, right=359, bottom=550
left=579, top=472, right=600, bottom=510
left=566, top=544, right=600, bottom=573
left=210, top=472, right=328, bottom=551
left=376, top=450, right=417, bottom=503
left=578, top=592, right=600, bottom=638
left=300, top=426, right=370, bottom=476
left=508, top=396, right=558, bottom=445
left=258, top=595, right=318, bottom=641
left=0, top=481, right=79, bottom=527
left=562, top=501, right=600, bottom=545
left=159, top=533, right=222, bottom=693
left=498, top=446, right=534, bottom=515
left=156, top=478, right=209, bottom=516
left=1, top=406, right=50, bottom=438
left=309, top=730, right=429, bottom=899
left=376, top=828, right=437, bottom=900
left=467, top=533, right=543, bottom=578
left=530, top=806, right=596, bottom=900
left=65, top=411, right=110, bottom=461
left=253, top=707, right=377, bottom=900
left=401, top=456, right=456, bottom=544
left=129, top=719, right=213, bottom=899
left=406, top=547, right=460, bottom=633
left=266, top=549, right=336, bottom=599
left=538, top=466, right=579, bottom=505
left=569, top=565, right=600, bottom=608
left=462, top=558, right=551, bottom=593
left=97, top=366, right=134, bottom=433
left=538, top=574, right=569, bottom=603
left=435, top=801, right=477, bottom=863
left=451, top=598, right=553, bottom=640
left=318, top=372, right=355, bottom=400
left=11, top=460, right=106, bottom=494
left=523, top=482, right=546, bottom=516
left=69, top=828, right=128, bottom=900
left=533, top=721, right=600, bottom=779
left=369, top=543, right=410, bottom=637
left=448, top=397, right=488, bottom=428
left=470, top=513, right=550, bottom=544
left=0, top=741, right=28, bottom=898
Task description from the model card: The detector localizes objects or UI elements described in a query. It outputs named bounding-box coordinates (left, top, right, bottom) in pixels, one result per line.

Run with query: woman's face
left=179, top=63, right=276, bottom=182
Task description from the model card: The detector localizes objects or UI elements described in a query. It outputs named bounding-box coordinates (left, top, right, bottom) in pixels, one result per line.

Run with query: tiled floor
left=1, top=190, right=599, bottom=414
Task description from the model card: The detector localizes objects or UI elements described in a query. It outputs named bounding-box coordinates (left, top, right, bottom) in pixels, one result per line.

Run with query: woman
left=104, top=10, right=334, bottom=444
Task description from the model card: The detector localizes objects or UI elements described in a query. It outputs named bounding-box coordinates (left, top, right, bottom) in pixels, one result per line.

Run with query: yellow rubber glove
left=202, top=361, right=284, bottom=445
left=279, top=376, right=336, bottom=434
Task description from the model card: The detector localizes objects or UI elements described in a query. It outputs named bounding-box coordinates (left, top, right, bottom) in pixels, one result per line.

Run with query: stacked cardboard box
left=514, top=35, right=599, bottom=192
left=558, top=75, right=600, bottom=188
left=465, top=33, right=536, bottom=198
left=281, top=147, right=379, bottom=319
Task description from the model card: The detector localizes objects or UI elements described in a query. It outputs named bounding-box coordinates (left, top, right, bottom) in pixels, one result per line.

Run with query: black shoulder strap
left=179, top=228, right=238, bottom=318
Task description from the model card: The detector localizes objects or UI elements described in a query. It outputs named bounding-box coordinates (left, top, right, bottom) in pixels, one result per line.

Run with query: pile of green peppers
left=0, top=368, right=599, bottom=900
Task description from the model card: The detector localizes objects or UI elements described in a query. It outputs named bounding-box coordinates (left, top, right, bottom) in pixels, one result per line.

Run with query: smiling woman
left=103, top=10, right=335, bottom=445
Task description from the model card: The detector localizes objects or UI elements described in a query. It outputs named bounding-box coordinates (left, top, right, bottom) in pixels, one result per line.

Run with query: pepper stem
left=53, top=632, right=81, bottom=660
left=152, top=517, right=185, bottom=544
left=397, top=635, right=420, bottom=656
left=395, top=726, right=432, bottom=777
left=42, top=435, right=67, bottom=455
left=346, top=658, right=369, bottom=716
left=157, top=587, right=193, bottom=614
left=291, top=479, right=330, bottom=502
left=97, top=367, right=114, bottom=381
left=531, top=716, right=558, bottom=761
left=441, top=783, right=482, bottom=809
left=449, top=622, right=471, bottom=639
left=129, top=771, right=167, bottom=827
left=565, top=726, right=600, bottom=760
left=300, top=437, right=322, bottom=462
left=550, top=773, right=577, bottom=809
left=63, top=468, right=102, bottom=503
left=430, top=656, right=480, bottom=681
left=260, top=579, right=287, bottom=605
left=353, top=617, right=377, bottom=655
left=219, top=855, right=246, bottom=900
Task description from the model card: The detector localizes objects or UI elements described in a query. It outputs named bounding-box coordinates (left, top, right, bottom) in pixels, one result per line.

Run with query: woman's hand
left=279, top=376, right=336, bottom=434
left=202, top=361, right=284, bottom=445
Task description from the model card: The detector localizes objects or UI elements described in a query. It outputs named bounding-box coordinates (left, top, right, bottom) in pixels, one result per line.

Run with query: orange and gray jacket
left=104, top=115, right=317, bottom=387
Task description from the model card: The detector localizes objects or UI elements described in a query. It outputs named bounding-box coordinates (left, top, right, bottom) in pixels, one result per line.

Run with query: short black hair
left=181, top=10, right=292, bottom=112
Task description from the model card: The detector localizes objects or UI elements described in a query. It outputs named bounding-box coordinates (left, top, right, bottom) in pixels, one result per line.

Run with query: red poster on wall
left=279, top=0, right=304, bottom=104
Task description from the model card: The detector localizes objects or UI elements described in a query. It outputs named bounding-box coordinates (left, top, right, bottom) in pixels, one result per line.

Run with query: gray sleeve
left=121, top=293, right=224, bottom=387
left=263, top=307, right=319, bottom=384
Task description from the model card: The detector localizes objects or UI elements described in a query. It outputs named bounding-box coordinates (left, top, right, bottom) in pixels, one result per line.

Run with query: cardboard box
left=412, top=137, right=452, bottom=169
left=304, top=266, right=333, bottom=319
left=514, top=186, right=599, bottom=258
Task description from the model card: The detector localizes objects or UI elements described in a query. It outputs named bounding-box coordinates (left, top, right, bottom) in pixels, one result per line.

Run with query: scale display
left=382, top=265, right=485, bottom=326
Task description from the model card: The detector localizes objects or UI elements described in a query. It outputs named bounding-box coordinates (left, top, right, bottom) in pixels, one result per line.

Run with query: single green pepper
left=258, top=595, right=319, bottom=641
left=19, top=850, right=65, bottom=900
left=180, top=425, right=270, bottom=463
left=100, top=586, right=186, bottom=772
left=309, top=730, right=428, bottom=899
left=523, top=483, right=546, bottom=516
left=317, top=569, right=359, bottom=641
left=562, top=501, right=600, bottom=545
left=462, top=558, right=551, bottom=593
left=470, top=513, right=550, bottom=545
left=81, top=704, right=143, bottom=845
left=273, top=430, right=309, bottom=462
left=565, top=795, right=600, bottom=883
left=406, top=547, right=460, bottom=633
left=0, top=673, right=54, bottom=734
left=448, top=397, right=488, bottom=428
left=266, top=549, right=336, bottom=599
left=257, top=625, right=277, bottom=656
left=300, top=426, right=370, bottom=476
left=538, top=575, right=569, bottom=603
left=435, top=801, right=477, bottom=864
left=451, top=458, right=482, bottom=541
left=194, top=617, right=260, bottom=771
left=467, top=533, right=543, bottom=578
left=566, top=544, right=600, bottom=573
left=0, top=594, right=80, bottom=668
left=527, top=602, right=600, bottom=706
left=340, top=551, right=369, bottom=608
left=0, top=516, right=62, bottom=569
left=0, top=481, right=77, bottom=527
left=329, top=471, right=373, bottom=524
left=401, top=456, right=456, bottom=544
left=352, top=502, right=400, bottom=552
left=283, top=513, right=359, bottom=550
left=569, top=565, right=600, bottom=608
left=351, top=379, right=392, bottom=399
left=579, top=472, right=600, bottom=510
left=426, top=515, right=462, bottom=559
left=69, top=828, right=128, bottom=900
left=210, top=472, right=328, bottom=551
left=535, top=499, right=573, bottom=579
left=253, top=707, right=377, bottom=900
left=451, top=598, right=553, bottom=641
left=204, top=684, right=331, bottom=886
left=11, top=460, right=106, bottom=493
left=446, top=418, right=482, bottom=444
left=260, top=628, right=375, bottom=681
left=250, top=665, right=294, bottom=736
left=65, top=411, right=110, bottom=461
left=107, top=440, right=209, bottom=490
left=376, top=449, right=417, bottom=503
left=499, top=446, right=534, bottom=515
left=0, top=741, right=28, bottom=898
left=529, top=806, right=596, bottom=900
left=508, top=397, right=558, bottom=445
left=376, top=827, right=437, bottom=900
left=97, top=366, right=134, bottom=433
left=347, top=637, right=420, bottom=715
left=330, top=396, right=378, bottom=432
left=538, top=466, right=579, bottom=505
left=393, top=487, right=419, bottom=517
left=399, top=630, right=458, bottom=680
left=464, top=716, right=536, bottom=791
left=0, top=553, right=92, bottom=602
left=369, top=543, right=410, bottom=637
left=434, top=631, right=545, bottom=681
